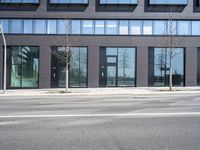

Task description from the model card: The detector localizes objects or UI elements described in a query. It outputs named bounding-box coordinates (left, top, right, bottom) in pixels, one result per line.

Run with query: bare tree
left=51, top=20, right=73, bottom=93
left=118, top=49, right=130, bottom=84
left=166, top=15, right=183, bottom=91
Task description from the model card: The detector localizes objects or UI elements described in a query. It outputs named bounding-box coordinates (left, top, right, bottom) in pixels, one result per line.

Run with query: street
left=0, top=93, right=200, bottom=150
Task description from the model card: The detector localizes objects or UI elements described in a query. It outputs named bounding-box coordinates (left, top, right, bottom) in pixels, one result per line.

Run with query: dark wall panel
left=197, top=48, right=200, bottom=85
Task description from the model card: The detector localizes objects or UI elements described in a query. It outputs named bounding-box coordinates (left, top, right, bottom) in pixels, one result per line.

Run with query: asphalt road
left=0, top=93, right=200, bottom=150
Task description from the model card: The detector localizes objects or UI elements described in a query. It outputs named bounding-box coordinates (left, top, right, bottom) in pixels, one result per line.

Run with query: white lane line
left=0, top=112, right=200, bottom=118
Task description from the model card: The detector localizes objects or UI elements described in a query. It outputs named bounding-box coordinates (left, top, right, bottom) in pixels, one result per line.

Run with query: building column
left=39, top=46, right=51, bottom=88
left=88, top=46, right=99, bottom=88
left=185, top=47, right=197, bottom=86
left=0, top=46, right=3, bottom=89
left=136, top=46, right=148, bottom=87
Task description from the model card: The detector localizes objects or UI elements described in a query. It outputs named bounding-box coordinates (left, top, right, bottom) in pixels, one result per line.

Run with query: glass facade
left=153, top=48, right=184, bottom=86
left=100, top=47, right=136, bottom=87
left=149, top=0, right=188, bottom=5
left=2, top=19, right=200, bottom=36
left=100, top=0, right=138, bottom=4
left=51, top=47, right=87, bottom=88
left=0, top=0, right=39, bottom=3
left=49, top=0, right=88, bottom=4
left=8, top=46, right=39, bottom=88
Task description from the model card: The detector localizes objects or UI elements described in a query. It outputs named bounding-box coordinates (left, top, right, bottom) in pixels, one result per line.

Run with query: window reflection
left=177, top=21, right=191, bottom=35
left=106, top=20, right=118, bottom=35
left=52, top=47, right=88, bottom=88
left=95, top=20, right=105, bottom=35
left=143, top=21, right=152, bottom=35
left=1, top=18, right=200, bottom=36
left=153, top=21, right=166, bottom=35
left=11, top=19, right=22, bottom=34
left=9, top=46, right=39, bottom=88
left=82, top=20, right=94, bottom=34
left=71, top=20, right=81, bottom=34
left=34, top=20, right=46, bottom=34
left=119, top=21, right=128, bottom=35
left=154, top=48, right=184, bottom=86
left=105, top=47, right=136, bottom=87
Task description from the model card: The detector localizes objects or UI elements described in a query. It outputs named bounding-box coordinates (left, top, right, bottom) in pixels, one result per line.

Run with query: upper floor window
left=49, top=0, right=88, bottom=4
left=99, top=0, right=138, bottom=5
left=149, top=0, right=188, bottom=5
left=1, top=18, right=200, bottom=36
left=106, top=20, right=118, bottom=35
left=0, top=0, right=39, bottom=3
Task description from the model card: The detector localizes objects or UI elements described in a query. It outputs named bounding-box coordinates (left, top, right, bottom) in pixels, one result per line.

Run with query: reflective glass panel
left=82, top=20, right=94, bottom=34
left=167, top=21, right=177, bottom=35
left=143, top=21, right=152, bottom=35
left=129, top=20, right=142, bottom=35
left=47, top=20, right=57, bottom=34
left=106, top=20, right=118, bottom=35
left=95, top=20, right=105, bottom=35
left=24, top=20, right=33, bottom=34
left=118, top=48, right=135, bottom=86
left=177, top=21, right=191, bottom=35
left=11, top=19, right=22, bottom=34
left=71, top=20, right=81, bottom=34
left=154, top=48, right=184, bottom=86
left=0, top=19, right=9, bottom=33
left=192, top=21, right=200, bottom=35
left=119, top=21, right=128, bottom=35
left=57, top=20, right=70, bottom=34
left=9, top=46, right=39, bottom=88
left=153, top=20, right=166, bottom=35
left=34, top=20, right=46, bottom=34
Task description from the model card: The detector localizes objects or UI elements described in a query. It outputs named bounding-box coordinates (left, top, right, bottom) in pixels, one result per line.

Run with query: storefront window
left=9, top=46, right=39, bottom=88
left=51, top=47, right=87, bottom=88
left=154, top=48, right=184, bottom=86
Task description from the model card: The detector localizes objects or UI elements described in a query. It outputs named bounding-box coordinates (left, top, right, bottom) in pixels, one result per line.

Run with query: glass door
left=107, top=65, right=117, bottom=87
left=58, top=65, right=66, bottom=88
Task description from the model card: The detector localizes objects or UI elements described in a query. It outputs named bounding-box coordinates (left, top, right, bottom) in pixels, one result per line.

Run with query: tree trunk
left=66, top=65, right=69, bottom=93
left=169, top=59, right=173, bottom=91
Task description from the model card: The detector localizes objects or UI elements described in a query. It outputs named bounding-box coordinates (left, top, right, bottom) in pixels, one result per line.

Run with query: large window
left=149, top=0, right=188, bottom=5
left=153, top=48, right=184, bottom=86
left=57, top=20, right=70, bottom=34
left=23, top=20, right=33, bottom=34
left=100, top=47, right=136, bottom=87
left=47, top=20, right=57, bottom=34
left=119, top=21, right=129, bottom=35
left=106, top=20, right=118, bottom=35
left=8, top=46, right=39, bottom=88
left=2, top=18, right=200, bottom=36
left=71, top=20, right=81, bottom=34
left=82, top=20, right=94, bottom=35
left=10, top=19, right=23, bottom=34
left=0, top=0, right=39, bottom=3
left=49, top=0, right=88, bottom=4
left=100, top=0, right=138, bottom=4
left=177, top=21, right=191, bottom=35
left=153, top=20, right=166, bottom=35
left=51, top=47, right=87, bottom=88
left=95, top=20, right=105, bottom=35
left=143, top=21, right=153, bottom=35
left=34, top=20, right=46, bottom=34
left=129, top=20, right=142, bottom=35
left=70, top=47, right=87, bottom=87
left=192, top=21, right=200, bottom=36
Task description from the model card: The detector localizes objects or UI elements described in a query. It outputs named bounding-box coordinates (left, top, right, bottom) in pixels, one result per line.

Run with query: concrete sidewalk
left=1, top=87, right=200, bottom=96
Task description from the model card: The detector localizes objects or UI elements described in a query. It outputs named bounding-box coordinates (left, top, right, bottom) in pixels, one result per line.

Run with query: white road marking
left=0, top=112, right=200, bottom=118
